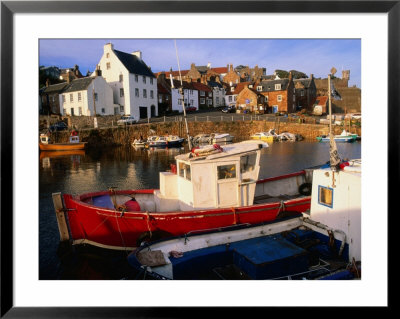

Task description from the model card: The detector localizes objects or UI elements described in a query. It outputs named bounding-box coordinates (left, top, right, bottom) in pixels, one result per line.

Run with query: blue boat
left=127, top=159, right=361, bottom=280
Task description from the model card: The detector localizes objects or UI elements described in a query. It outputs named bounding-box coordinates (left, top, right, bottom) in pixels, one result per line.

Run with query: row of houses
left=40, top=43, right=359, bottom=119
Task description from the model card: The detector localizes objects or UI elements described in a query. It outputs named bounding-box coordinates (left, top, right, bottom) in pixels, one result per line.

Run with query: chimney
left=46, top=78, right=49, bottom=87
left=289, top=71, right=293, bottom=81
left=310, top=73, right=314, bottom=79
left=207, top=62, right=211, bottom=69
left=132, top=50, right=142, bottom=59
left=104, top=43, right=114, bottom=54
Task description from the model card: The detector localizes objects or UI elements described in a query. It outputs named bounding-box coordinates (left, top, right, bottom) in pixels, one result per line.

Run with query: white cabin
left=308, top=159, right=361, bottom=262
left=154, top=142, right=265, bottom=212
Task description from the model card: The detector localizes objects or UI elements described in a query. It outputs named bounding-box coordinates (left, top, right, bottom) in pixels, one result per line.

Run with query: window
left=217, top=164, right=236, bottom=180
left=207, top=99, right=212, bottom=106
left=143, top=89, right=147, bottom=98
left=249, top=85, right=253, bottom=89
left=230, top=87, right=235, bottom=92
left=62, top=95, right=66, bottom=103
left=101, top=108, right=105, bottom=114
left=78, top=107, right=82, bottom=115
left=120, top=88, right=124, bottom=97
left=120, top=105, right=124, bottom=113
left=150, top=78, right=153, bottom=85
left=94, top=93, right=98, bottom=101
left=318, top=186, right=333, bottom=208
left=277, top=95, right=282, bottom=102
left=106, top=62, right=111, bottom=70
left=178, top=162, right=191, bottom=180
left=150, top=90, right=154, bottom=99
left=190, top=99, right=194, bottom=105
left=135, top=88, right=139, bottom=97
left=200, top=98, right=205, bottom=104
left=63, top=108, right=66, bottom=114
left=190, top=90, right=193, bottom=95
left=240, top=153, right=257, bottom=173
left=166, top=95, right=169, bottom=101
left=135, top=75, right=138, bottom=82
left=234, top=96, right=237, bottom=101
left=200, top=91, right=205, bottom=96
left=275, top=84, right=281, bottom=90
left=265, top=96, right=269, bottom=102
left=119, top=74, right=123, bottom=82
left=301, top=90, right=304, bottom=96
left=78, top=92, right=82, bottom=101
left=106, top=53, right=110, bottom=58
left=216, top=97, right=219, bottom=104
left=208, top=92, right=212, bottom=97
left=70, top=94, right=73, bottom=102
left=257, top=86, right=262, bottom=91
left=143, top=76, right=146, bottom=84
left=71, top=108, right=75, bottom=116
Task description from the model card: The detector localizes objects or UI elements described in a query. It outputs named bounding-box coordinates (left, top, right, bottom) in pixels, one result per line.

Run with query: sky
left=39, top=39, right=361, bottom=87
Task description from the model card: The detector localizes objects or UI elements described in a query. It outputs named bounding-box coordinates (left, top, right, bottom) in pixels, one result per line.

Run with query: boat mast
left=328, top=69, right=340, bottom=171
left=174, top=40, right=192, bottom=149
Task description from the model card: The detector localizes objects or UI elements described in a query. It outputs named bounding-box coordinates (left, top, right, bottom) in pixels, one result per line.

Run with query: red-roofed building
left=312, top=96, right=328, bottom=115
left=236, top=85, right=268, bottom=113
left=191, top=81, right=213, bottom=108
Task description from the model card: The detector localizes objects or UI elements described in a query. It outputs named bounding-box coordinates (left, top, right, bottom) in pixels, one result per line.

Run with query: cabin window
left=240, top=153, right=257, bottom=173
left=178, top=162, right=191, bottom=180
left=318, top=186, right=333, bottom=208
left=217, top=164, right=236, bottom=180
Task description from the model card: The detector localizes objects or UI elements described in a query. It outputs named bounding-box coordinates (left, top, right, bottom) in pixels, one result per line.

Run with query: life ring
left=70, top=130, right=78, bottom=136
left=299, top=183, right=312, bottom=196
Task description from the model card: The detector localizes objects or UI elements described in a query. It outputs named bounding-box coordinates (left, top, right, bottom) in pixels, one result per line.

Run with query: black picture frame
left=1, top=1, right=395, bottom=317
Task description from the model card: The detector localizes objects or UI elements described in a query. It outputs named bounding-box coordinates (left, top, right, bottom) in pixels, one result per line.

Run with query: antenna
left=174, top=40, right=192, bottom=149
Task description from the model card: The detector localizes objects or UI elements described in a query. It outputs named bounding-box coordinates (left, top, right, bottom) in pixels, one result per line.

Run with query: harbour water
left=39, top=140, right=361, bottom=280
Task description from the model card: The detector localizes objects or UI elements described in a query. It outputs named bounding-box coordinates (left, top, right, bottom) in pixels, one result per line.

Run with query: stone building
left=293, top=74, right=317, bottom=111
left=41, top=80, right=69, bottom=115
left=257, top=72, right=296, bottom=114
left=223, top=64, right=241, bottom=86
left=236, top=85, right=268, bottom=113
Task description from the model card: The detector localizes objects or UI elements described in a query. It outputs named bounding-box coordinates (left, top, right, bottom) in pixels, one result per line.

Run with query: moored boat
left=250, top=131, right=277, bottom=143
left=39, top=132, right=87, bottom=151
left=210, top=133, right=234, bottom=143
left=128, top=159, right=361, bottom=280
left=54, top=140, right=315, bottom=251
left=147, top=136, right=168, bottom=147
left=316, top=135, right=355, bottom=143
left=166, top=135, right=185, bottom=147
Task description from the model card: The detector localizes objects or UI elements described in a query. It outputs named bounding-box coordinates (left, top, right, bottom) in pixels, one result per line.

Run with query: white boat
left=165, top=135, right=185, bottom=147
left=192, top=134, right=211, bottom=144
left=210, top=133, right=234, bottom=143
left=147, top=136, right=168, bottom=147
left=128, top=159, right=361, bottom=280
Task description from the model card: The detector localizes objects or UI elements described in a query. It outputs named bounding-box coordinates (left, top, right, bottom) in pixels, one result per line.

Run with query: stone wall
left=47, top=119, right=361, bottom=147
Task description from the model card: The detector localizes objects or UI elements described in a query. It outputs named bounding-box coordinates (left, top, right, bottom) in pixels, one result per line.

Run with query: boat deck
left=253, top=193, right=304, bottom=204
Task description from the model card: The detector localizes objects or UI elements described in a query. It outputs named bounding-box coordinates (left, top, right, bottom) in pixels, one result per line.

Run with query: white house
left=170, top=81, right=199, bottom=112
left=95, top=43, right=158, bottom=120
left=208, top=81, right=225, bottom=107
left=60, top=76, right=115, bottom=116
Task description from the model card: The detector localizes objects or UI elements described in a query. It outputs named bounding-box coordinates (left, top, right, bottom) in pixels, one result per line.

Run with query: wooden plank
left=52, top=192, right=70, bottom=242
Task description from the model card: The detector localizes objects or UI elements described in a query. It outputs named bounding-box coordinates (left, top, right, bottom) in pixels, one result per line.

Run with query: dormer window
left=257, top=86, right=262, bottom=91
left=249, top=85, right=253, bottom=88
left=275, top=84, right=281, bottom=90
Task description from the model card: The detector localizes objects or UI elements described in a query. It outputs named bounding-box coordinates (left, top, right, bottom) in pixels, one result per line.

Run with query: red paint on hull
left=63, top=189, right=311, bottom=249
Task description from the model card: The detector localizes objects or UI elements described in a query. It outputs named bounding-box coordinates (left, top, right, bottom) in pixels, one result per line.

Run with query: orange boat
left=39, top=132, right=87, bottom=151
left=39, top=149, right=85, bottom=160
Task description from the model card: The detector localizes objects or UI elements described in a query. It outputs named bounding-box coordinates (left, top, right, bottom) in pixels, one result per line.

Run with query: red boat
left=55, top=141, right=314, bottom=251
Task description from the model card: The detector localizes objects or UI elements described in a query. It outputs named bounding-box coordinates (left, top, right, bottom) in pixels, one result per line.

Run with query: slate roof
left=207, top=81, right=223, bottom=88
left=114, top=49, right=155, bottom=78
left=63, top=77, right=94, bottom=93
left=259, top=79, right=290, bottom=92
left=43, top=82, right=69, bottom=94
left=232, top=82, right=252, bottom=95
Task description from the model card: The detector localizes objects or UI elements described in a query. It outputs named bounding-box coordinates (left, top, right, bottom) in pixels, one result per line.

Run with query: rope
left=114, top=209, right=128, bottom=254
left=276, top=200, right=285, bottom=217
left=231, top=207, right=237, bottom=225
left=146, top=211, right=152, bottom=239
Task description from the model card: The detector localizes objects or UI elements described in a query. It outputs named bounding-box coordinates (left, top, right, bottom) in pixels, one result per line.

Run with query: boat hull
left=316, top=136, right=355, bottom=143
left=39, top=142, right=86, bottom=151
left=250, top=136, right=274, bottom=143
left=62, top=189, right=311, bottom=250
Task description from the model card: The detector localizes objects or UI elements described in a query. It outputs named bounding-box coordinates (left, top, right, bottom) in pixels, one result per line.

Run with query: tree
left=274, top=69, right=289, bottom=78
left=289, top=70, right=308, bottom=79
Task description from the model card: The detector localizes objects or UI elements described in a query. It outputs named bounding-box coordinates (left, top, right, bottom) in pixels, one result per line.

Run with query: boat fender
left=299, top=183, right=312, bottom=196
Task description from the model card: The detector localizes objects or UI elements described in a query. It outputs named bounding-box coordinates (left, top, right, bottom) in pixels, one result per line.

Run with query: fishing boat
left=132, top=138, right=147, bottom=147
left=39, top=131, right=87, bottom=151
left=210, top=133, right=234, bottom=143
left=166, top=135, right=185, bottom=147
left=316, top=134, right=355, bottom=143
left=192, top=134, right=211, bottom=144
left=250, top=131, right=277, bottom=143
left=40, top=149, right=85, bottom=161
left=147, top=136, right=168, bottom=148
left=54, top=140, right=315, bottom=251
left=127, top=159, right=361, bottom=280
